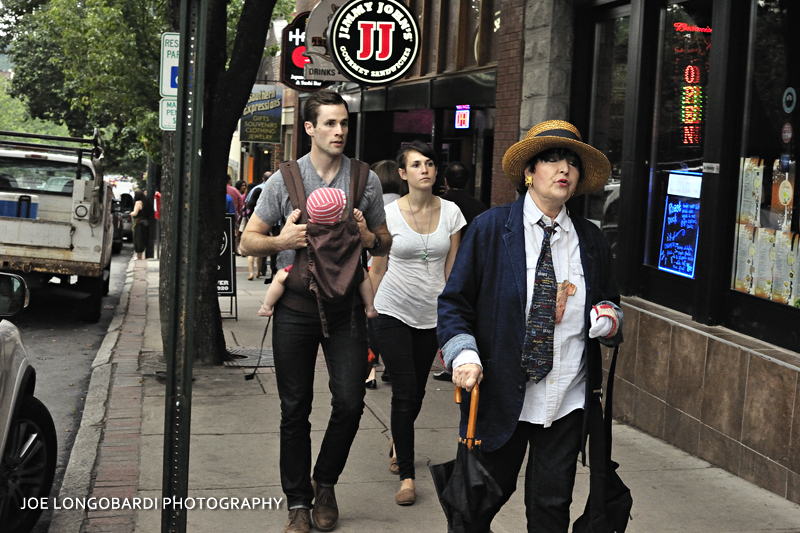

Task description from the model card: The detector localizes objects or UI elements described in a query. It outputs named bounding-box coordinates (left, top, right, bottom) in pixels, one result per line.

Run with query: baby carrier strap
left=348, top=158, right=369, bottom=211
left=279, top=160, right=309, bottom=223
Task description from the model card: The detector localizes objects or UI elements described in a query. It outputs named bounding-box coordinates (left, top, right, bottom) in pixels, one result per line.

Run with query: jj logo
left=357, top=21, right=394, bottom=61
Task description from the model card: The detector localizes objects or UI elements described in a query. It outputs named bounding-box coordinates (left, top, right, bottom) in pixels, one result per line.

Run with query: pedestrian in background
left=244, top=186, right=264, bottom=280
left=130, top=189, right=151, bottom=260
left=369, top=141, right=466, bottom=506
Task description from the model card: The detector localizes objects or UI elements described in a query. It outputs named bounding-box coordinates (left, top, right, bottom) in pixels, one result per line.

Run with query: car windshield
left=0, top=157, right=93, bottom=194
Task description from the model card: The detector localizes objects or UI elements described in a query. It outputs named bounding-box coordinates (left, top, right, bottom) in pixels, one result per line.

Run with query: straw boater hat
left=502, top=120, right=611, bottom=196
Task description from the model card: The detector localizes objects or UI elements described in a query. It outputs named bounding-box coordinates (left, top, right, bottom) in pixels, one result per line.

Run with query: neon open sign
left=682, top=64, right=703, bottom=145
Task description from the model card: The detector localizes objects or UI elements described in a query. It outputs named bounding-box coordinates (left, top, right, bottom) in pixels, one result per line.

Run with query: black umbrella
left=430, top=384, right=503, bottom=531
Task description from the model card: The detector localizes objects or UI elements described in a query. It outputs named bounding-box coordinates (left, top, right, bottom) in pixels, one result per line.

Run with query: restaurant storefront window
left=732, top=0, right=799, bottom=308
left=644, top=2, right=712, bottom=279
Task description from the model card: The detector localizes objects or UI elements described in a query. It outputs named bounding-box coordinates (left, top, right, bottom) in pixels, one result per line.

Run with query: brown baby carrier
left=279, top=158, right=369, bottom=337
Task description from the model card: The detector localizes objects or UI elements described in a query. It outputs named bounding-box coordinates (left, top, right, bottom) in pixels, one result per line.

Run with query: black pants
left=272, top=303, right=368, bottom=508
left=373, top=314, right=438, bottom=480
left=454, top=409, right=583, bottom=533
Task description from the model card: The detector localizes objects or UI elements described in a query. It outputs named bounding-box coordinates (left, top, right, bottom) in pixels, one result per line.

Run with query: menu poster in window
left=770, top=159, right=795, bottom=232
left=658, top=172, right=702, bottom=279
left=792, top=243, right=800, bottom=309
left=737, top=158, right=762, bottom=225
left=771, top=231, right=797, bottom=304
left=733, top=224, right=756, bottom=294
left=752, top=227, right=775, bottom=299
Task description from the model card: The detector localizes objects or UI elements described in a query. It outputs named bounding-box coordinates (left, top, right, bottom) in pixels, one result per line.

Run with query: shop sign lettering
left=329, top=0, right=419, bottom=85
left=281, top=12, right=333, bottom=92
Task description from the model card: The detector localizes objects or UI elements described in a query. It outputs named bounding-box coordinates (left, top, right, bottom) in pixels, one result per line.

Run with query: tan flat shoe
left=395, top=484, right=415, bottom=506
left=247, top=273, right=254, bottom=280
left=389, top=439, right=399, bottom=475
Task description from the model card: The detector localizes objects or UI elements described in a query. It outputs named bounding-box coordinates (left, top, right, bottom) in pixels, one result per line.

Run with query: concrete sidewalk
left=51, top=255, right=800, bottom=532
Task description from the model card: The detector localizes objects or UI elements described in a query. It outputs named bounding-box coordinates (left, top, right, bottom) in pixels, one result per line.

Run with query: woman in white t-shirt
left=369, top=141, right=466, bottom=506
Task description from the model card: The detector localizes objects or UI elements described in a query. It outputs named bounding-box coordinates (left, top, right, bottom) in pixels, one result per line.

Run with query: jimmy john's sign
left=329, top=0, right=419, bottom=85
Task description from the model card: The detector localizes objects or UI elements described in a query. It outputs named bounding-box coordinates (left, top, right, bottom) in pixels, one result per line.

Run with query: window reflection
left=586, top=15, right=629, bottom=257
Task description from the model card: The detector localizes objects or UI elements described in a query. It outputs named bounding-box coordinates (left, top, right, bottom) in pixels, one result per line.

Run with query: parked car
left=0, top=273, right=57, bottom=532
left=111, top=198, right=124, bottom=254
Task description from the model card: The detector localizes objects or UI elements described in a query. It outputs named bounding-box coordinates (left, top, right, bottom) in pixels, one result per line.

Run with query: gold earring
left=524, top=175, right=533, bottom=187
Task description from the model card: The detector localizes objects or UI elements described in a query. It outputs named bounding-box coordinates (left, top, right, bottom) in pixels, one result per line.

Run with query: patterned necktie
left=521, top=219, right=558, bottom=383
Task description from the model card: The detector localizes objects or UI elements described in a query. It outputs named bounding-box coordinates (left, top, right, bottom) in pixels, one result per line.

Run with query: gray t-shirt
left=255, top=154, right=386, bottom=269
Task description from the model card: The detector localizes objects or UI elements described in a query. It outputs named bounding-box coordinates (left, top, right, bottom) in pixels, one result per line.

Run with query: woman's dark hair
left=371, top=159, right=408, bottom=196
left=134, top=189, right=152, bottom=216
left=517, top=148, right=584, bottom=195
left=396, top=140, right=437, bottom=170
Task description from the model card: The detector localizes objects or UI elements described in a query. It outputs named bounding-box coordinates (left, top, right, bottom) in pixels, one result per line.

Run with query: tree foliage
left=2, top=0, right=165, bottom=175
left=0, top=77, right=70, bottom=137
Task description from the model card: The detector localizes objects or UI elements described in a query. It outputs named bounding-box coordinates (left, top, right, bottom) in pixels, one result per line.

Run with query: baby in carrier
left=258, top=186, right=378, bottom=319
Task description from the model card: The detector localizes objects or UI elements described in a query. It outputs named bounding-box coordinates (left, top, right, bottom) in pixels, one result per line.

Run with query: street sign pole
left=161, top=0, right=207, bottom=531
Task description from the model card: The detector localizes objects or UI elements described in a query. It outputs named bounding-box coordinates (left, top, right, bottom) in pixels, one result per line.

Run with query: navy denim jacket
left=437, top=194, right=623, bottom=456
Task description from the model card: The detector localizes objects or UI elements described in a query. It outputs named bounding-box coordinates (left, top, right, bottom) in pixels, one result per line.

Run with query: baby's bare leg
left=258, top=268, right=289, bottom=317
left=360, top=268, right=378, bottom=319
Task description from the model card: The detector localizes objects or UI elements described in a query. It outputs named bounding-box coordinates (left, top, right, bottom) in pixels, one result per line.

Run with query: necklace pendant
left=421, top=251, right=428, bottom=261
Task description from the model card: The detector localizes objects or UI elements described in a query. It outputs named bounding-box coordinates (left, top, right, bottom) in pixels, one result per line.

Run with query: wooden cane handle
left=466, top=384, right=480, bottom=448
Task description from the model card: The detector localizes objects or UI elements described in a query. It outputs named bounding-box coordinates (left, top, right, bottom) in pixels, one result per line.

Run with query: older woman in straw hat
left=437, top=120, right=624, bottom=532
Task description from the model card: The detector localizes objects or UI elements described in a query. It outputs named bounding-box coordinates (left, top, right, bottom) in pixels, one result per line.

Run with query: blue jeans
left=272, top=302, right=368, bottom=508
left=373, top=314, right=439, bottom=480
left=452, top=409, right=583, bottom=533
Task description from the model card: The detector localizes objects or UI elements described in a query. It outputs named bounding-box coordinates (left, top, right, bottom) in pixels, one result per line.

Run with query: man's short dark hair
left=303, top=90, right=349, bottom=128
left=444, top=162, right=470, bottom=189
left=396, top=140, right=437, bottom=170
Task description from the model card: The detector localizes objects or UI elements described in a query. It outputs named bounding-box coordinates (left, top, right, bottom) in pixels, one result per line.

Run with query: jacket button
left=517, top=385, right=524, bottom=392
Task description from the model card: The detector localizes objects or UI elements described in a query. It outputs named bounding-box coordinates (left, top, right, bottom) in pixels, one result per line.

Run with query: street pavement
left=48, top=254, right=800, bottom=532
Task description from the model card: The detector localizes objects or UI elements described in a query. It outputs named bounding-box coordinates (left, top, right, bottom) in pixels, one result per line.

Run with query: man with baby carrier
left=240, top=90, right=392, bottom=533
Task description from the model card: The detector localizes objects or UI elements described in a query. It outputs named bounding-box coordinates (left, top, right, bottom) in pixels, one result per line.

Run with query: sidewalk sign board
left=218, top=214, right=238, bottom=319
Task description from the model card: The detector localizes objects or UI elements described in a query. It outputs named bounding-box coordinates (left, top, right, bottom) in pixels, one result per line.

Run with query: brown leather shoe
left=312, top=480, right=339, bottom=531
left=284, top=508, right=311, bottom=533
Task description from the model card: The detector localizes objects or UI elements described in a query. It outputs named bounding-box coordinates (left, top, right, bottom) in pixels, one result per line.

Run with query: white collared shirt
left=519, top=194, right=586, bottom=427
left=452, top=193, right=587, bottom=427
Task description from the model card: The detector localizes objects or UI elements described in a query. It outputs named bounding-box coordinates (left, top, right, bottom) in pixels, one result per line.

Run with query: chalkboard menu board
left=218, top=214, right=236, bottom=296
left=658, top=172, right=702, bottom=279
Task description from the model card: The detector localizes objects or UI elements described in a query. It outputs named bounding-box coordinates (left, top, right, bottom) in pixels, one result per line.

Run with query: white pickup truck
left=0, top=130, right=112, bottom=322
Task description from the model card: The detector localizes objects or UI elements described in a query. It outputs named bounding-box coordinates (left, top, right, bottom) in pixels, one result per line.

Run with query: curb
left=48, top=256, right=136, bottom=533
